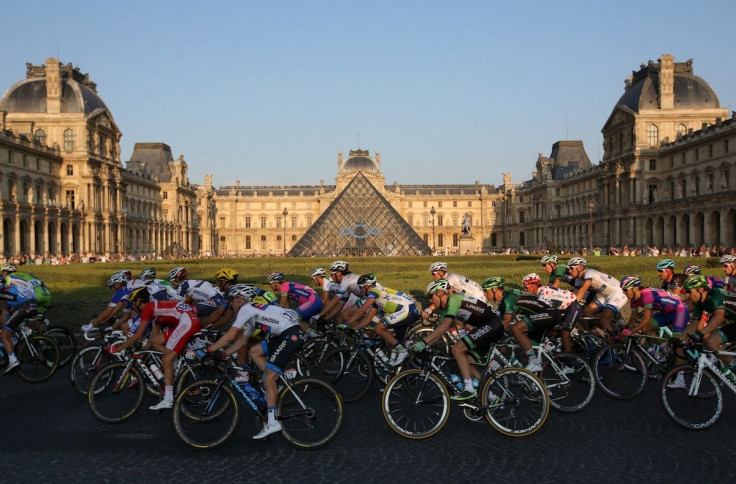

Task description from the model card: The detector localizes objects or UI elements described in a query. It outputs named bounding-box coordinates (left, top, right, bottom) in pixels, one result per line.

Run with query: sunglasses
left=657, top=269, right=667, bottom=273
left=723, top=264, right=733, bottom=268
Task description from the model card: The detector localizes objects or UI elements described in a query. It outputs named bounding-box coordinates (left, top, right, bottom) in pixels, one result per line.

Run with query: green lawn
left=18, top=255, right=722, bottom=329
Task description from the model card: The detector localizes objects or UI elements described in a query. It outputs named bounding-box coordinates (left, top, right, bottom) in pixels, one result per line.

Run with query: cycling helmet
left=567, top=257, right=587, bottom=267
left=620, top=275, right=642, bottom=290
left=267, top=272, right=285, bottom=283
left=482, top=277, right=505, bottom=290
left=129, top=287, right=151, bottom=302
left=429, top=262, right=448, bottom=273
left=329, top=260, right=348, bottom=273
left=427, top=279, right=450, bottom=295
left=719, top=254, right=736, bottom=264
left=684, top=275, right=709, bottom=290
left=168, top=267, right=187, bottom=281
left=139, top=267, right=156, bottom=281
left=107, top=272, right=129, bottom=287
left=540, top=255, right=558, bottom=265
left=522, top=273, right=541, bottom=286
left=357, top=273, right=377, bottom=287
left=683, top=265, right=702, bottom=276
left=656, top=259, right=676, bottom=270
left=310, top=267, right=327, bottom=278
left=215, top=268, right=239, bottom=282
left=228, top=283, right=257, bottom=301
left=1, top=263, right=17, bottom=273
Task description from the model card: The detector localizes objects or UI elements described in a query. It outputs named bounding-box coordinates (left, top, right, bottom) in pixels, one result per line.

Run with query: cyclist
left=620, top=276, right=690, bottom=336
left=80, top=271, right=132, bottom=333
left=1, top=263, right=17, bottom=278
left=411, top=279, right=504, bottom=401
left=107, top=287, right=155, bottom=354
left=127, top=268, right=177, bottom=301
left=203, top=284, right=304, bottom=439
left=719, top=255, right=736, bottom=292
left=346, top=273, right=419, bottom=366
left=266, top=272, right=322, bottom=338
left=683, top=265, right=725, bottom=291
left=510, top=273, right=579, bottom=368
left=318, top=261, right=361, bottom=323
left=168, top=267, right=229, bottom=328
left=422, top=262, right=486, bottom=318
left=133, top=289, right=202, bottom=410
left=656, top=259, right=686, bottom=296
left=483, top=276, right=539, bottom=330
left=310, top=267, right=336, bottom=306
left=566, top=258, right=626, bottom=334
left=541, top=255, right=595, bottom=304
left=0, top=273, right=51, bottom=373
left=205, top=268, right=241, bottom=330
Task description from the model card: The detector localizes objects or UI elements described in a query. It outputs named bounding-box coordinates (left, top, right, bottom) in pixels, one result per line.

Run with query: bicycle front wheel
left=593, top=343, right=648, bottom=399
left=70, top=345, right=113, bottom=395
left=45, top=325, right=77, bottom=368
left=16, top=336, right=60, bottom=383
left=541, top=352, right=595, bottom=413
left=173, top=380, right=241, bottom=450
left=660, top=365, right=723, bottom=430
left=278, top=378, right=343, bottom=449
left=481, top=367, right=549, bottom=437
left=88, top=363, right=145, bottom=423
left=318, top=347, right=373, bottom=403
left=381, top=369, right=450, bottom=439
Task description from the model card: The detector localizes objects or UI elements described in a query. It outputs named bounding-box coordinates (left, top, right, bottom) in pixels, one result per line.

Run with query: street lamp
left=282, top=208, right=288, bottom=256
left=430, top=206, right=436, bottom=253
left=588, top=200, right=594, bottom=250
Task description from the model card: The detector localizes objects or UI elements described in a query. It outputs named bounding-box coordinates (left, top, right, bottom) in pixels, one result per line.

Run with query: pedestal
left=458, top=234, right=475, bottom=255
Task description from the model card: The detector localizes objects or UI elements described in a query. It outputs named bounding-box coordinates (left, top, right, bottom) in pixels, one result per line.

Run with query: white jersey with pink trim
left=231, top=302, right=300, bottom=337
left=581, top=268, right=621, bottom=297
left=335, top=273, right=361, bottom=302
left=446, top=273, right=487, bottom=303
left=537, top=286, right=577, bottom=310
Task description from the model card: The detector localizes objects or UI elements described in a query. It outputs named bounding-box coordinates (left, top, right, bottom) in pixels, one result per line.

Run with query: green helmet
left=656, top=259, right=676, bottom=270
left=427, top=279, right=450, bottom=296
left=683, top=275, right=709, bottom=290
left=481, top=277, right=505, bottom=290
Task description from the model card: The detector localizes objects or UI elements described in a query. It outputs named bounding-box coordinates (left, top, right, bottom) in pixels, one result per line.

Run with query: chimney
left=45, top=58, right=62, bottom=113
left=659, top=54, right=674, bottom=109
left=337, top=152, right=343, bottom=172
left=375, top=151, right=381, bottom=170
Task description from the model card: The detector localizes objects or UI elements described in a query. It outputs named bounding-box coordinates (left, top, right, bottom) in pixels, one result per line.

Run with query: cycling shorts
left=163, top=312, right=201, bottom=353
left=262, top=326, right=304, bottom=373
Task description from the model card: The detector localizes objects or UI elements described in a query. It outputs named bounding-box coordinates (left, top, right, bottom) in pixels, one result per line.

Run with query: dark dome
left=616, top=70, right=719, bottom=113
left=342, top=155, right=378, bottom=172
left=0, top=78, right=108, bottom=115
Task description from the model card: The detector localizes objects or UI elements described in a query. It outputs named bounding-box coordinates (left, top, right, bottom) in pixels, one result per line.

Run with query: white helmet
left=567, top=257, right=587, bottom=267
left=329, top=260, right=348, bottom=273
left=228, top=283, right=257, bottom=301
left=310, top=267, right=327, bottom=278
left=107, top=272, right=129, bottom=287
left=720, top=255, right=736, bottom=264
left=429, top=262, right=447, bottom=273
left=540, top=255, right=558, bottom=265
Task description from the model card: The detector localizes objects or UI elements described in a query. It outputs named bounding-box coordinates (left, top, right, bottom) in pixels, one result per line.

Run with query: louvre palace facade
left=1, top=54, right=734, bottom=259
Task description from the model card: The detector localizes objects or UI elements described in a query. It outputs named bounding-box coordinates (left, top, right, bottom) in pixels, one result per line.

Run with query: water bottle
left=243, top=382, right=266, bottom=407
left=449, top=373, right=463, bottom=391
left=720, top=366, right=736, bottom=384
left=150, top=363, right=164, bottom=381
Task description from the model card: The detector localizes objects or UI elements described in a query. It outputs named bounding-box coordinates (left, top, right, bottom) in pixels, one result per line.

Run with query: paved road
left=2, top=366, right=735, bottom=483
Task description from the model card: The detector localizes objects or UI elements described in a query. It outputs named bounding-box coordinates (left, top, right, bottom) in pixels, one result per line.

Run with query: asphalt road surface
left=2, top=366, right=734, bottom=483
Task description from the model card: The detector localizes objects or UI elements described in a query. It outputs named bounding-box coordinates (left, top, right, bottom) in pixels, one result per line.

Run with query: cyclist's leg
left=2, top=301, right=36, bottom=369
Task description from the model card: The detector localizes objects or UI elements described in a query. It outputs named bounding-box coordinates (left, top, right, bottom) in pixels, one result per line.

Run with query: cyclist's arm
left=700, top=309, right=725, bottom=336
left=118, top=320, right=149, bottom=352
left=351, top=307, right=378, bottom=330
left=208, top=308, right=234, bottom=331
left=111, top=311, right=131, bottom=331
left=502, top=312, right=514, bottom=329
left=575, top=280, right=592, bottom=304
left=90, top=301, right=125, bottom=327
left=208, top=325, right=242, bottom=353
left=423, top=316, right=454, bottom=346
left=202, top=305, right=227, bottom=327
left=279, top=293, right=290, bottom=309
left=224, top=331, right=250, bottom=355
left=347, top=297, right=375, bottom=326
left=630, top=308, right=652, bottom=334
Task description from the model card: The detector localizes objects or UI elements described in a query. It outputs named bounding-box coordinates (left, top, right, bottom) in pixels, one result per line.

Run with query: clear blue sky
left=2, top=1, right=735, bottom=188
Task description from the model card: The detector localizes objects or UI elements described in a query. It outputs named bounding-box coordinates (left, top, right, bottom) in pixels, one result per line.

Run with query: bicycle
left=4, top=321, right=60, bottom=383
left=381, top=345, right=549, bottom=439
left=593, top=327, right=675, bottom=400
left=660, top=342, right=736, bottom=430
left=173, top=356, right=343, bottom=450
left=28, top=307, right=77, bottom=368
left=69, top=329, right=127, bottom=395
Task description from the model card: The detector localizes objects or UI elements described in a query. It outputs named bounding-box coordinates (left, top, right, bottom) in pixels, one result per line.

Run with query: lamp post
left=282, top=208, right=288, bottom=256
left=430, top=206, right=436, bottom=253
left=588, top=200, right=594, bottom=250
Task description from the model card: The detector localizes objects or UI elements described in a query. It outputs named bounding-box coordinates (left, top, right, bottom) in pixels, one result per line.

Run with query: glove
left=411, top=340, right=427, bottom=352
left=421, top=308, right=433, bottom=319
left=621, top=328, right=634, bottom=337
left=215, top=348, right=230, bottom=361
left=577, top=300, right=586, bottom=308
left=689, top=330, right=704, bottom=343
left=81, top=323, right=94, bottom=333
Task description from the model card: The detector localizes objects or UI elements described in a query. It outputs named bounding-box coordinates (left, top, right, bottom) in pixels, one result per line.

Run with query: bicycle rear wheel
left=660, top=365, right=723, bottom=430
left=278, top=378, right=343, bottom=449
left=481, top=367, right=549, bottom=437
left=593, top=343, right=648, bottom=399
left=381, top=369, right=450, bottom=439
left=541, top=352, right=595, bottom=413
left=88, top=363, right=145, bottom=423
left=15, top=336, right=60, bottom=383
left=45, top=325, right=76, bottom=368
left=318, top=347, right=372, bottom=402
left=173, top=380, right=241, bottom=449
left=70, top=345, right=113, bottom=394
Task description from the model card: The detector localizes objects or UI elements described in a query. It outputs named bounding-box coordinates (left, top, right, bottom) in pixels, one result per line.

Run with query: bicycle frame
left=687, top=349, right=736, bottom=397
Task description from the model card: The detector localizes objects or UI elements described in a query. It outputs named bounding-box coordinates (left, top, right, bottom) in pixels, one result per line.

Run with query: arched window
left=34, top=129, right=46, bottom=145
left=647, top=124, right=659, bottom=147
left=676, top=124, right=687, bottom=137
left=260, top=235, right=267, bottom=250
left=63, top=129, right=75, bottom=151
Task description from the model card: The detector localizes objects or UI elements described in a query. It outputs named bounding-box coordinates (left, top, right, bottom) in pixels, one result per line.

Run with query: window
left=648, top=184, right=657, bottom=203
left=34, top=129, right=46, bottom=145
left=453, top=234, right=459, bottom=247
left=647, top=125, right=659, bottom=147
left=491, top=200, right=496, bottom=207
left=695, top=148, right=699, bottom=161
left=681, top=153, right=686, bottom=165
left=437, top=215, right=443, bottom=226
left=63, top=129, right=75, bottom=151
left=555, top=205, right=561, bottom=217
left=291, top=216, right=297, bottom=228
left=438, top=201, right=443, bottom=208
left=676, top=124, right=687, bottom=137
left=245, top=235, right=251, bottom=250
left=423, top=201, right=427, bottom=208
left=260, top=216, right=267, bottom=228
left=423, top=215, right=428, bottom=226
left=408, top=201, right=413, bottom=208
left=163, top=191, right=168, bottom=199
left=408, top=214, right=414, bottom=226
left=519, top=232, right=525, bottom=246
left=726, top=139, right=730, bottom=154
left=649, top=159, right=656, bottom=171
left=669, top=182, right=675, bottom=200
left=467, top=201, right=472, bottom=207
left=519, top=211, right=525, bottom=223
left=219, top=236, right=226, bottom=242
left=306, top=215, right=313, bottom=226
left=491, top=233, right=497, bottom=246
left=276, top=217, right=282, bottom=229
left=438, top=234, right=444, bottom=247
left=423, top=234, right=429, bottom=244
left=260, top=235, right=267, bottom=250
left=245, top=216, right=251, bottom=228
left=453, top=201, right=457, bottom=207
left=695, top=176, right=700, bottom=196
left=65, top=189, right=75, bottom=209
left=709, top=144, right=713, bottom=157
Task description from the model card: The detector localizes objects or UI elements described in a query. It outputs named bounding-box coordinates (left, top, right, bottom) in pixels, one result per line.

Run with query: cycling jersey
left=443, top=293, right=499, bottom=325
left=334, top=273, right=361, bottom=303
left=365, top=286, right=419, bottom=328
left=139, top=300, right=197, bottom=327
left=580, top=268, right=620, bottom=297
left=630, top=287, right=690, bottom=332
left=691, top=288, right=736, bottom=324
left=548, top=265, right=575, bottom=286
left=321, top=277, right=337, bottom=295
left=537, top=286, right=577, bottom=310
left=232, top=303, right=301, bottom=337
left=4, top=272, right=52, bottom=310
left=176, top=280, right=228, bottom=306
left=445, top=273, right=487, bottom=303
left=109, top=287, right=133, bottom=307
left=661, top=273, right=687, bottom=293
left=275, top=281, right=322, bottom=320
left=128, top=278, right=176, bottom=301
left=498, top=289, right=537, bottom=316
left=723, top=276, right=736, bottom=293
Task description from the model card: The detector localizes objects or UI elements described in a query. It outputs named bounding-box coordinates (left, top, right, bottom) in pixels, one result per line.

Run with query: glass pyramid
left=288, top=173, right=431, bottom=257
